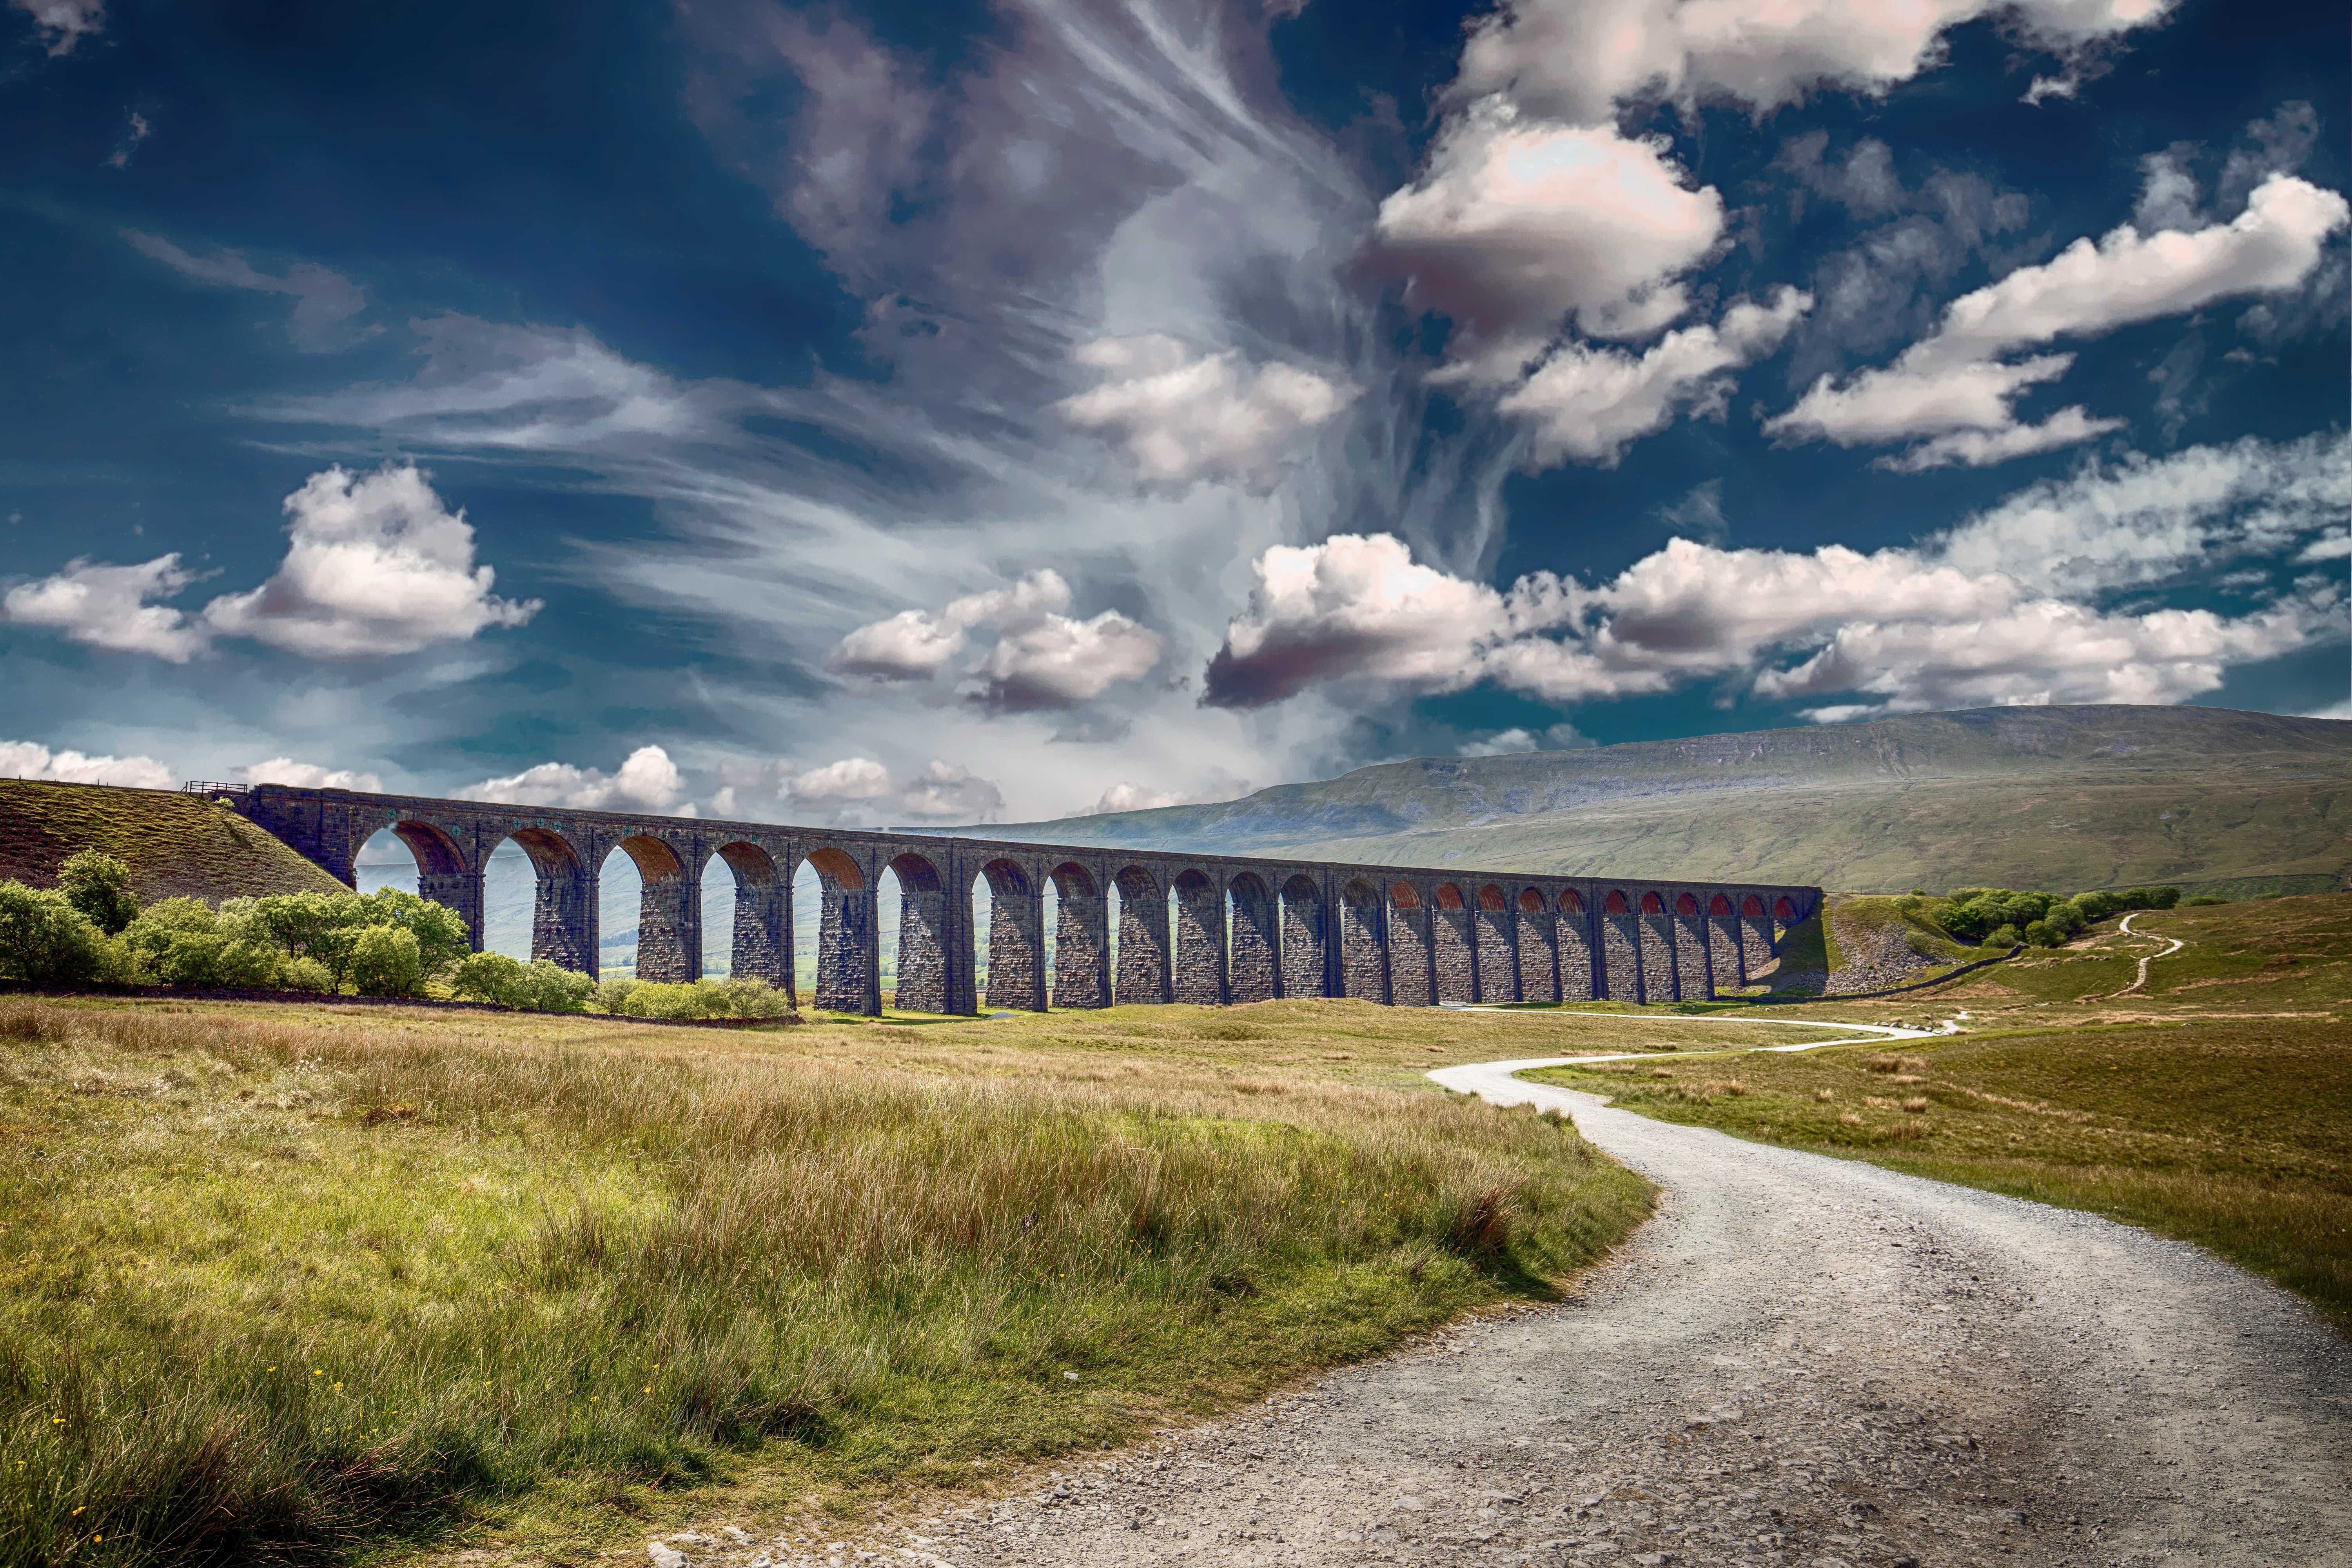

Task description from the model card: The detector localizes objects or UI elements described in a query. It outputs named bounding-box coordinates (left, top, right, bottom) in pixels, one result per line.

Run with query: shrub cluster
left=593, top=974, right=793, bottom=1019
left=448, top=951, right=600, bottom=1012
left=1904, top=884, right=2179, bottom=950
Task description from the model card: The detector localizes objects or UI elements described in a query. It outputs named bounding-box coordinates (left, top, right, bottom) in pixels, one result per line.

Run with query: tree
left=348, top=926, right=426, bottom=997
left=0, top=882, right=125, bottom=984
left=56, top=849, right=138, bottom=935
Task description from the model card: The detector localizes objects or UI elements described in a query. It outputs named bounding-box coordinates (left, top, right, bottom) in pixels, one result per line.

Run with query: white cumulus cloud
left=235, top=757, right=385, bottom=793
left=828, top=569, right=1163, bottom=711
left=6, top=465, right=538, bottom=662
left=459, top=746, right=685, bottom=813
left=0, top=738, right=173, bottom=790
left=1769, top=172, right=2350, bottom=468
left=4, top=555, right=213, bottom=661
left=1499, top=288, right=1811, bottom=466
left=780, top=756, right=1003, bottom=824
left=1055, top=335, right=1353, bottom=493
left=1452, top=0, right=2177, bottom=123
left=201, top=463, right=541, bottom=657
left=1374, top=102, right=1724, bottom=383
left=1203, top=430, right=2348, bottom=720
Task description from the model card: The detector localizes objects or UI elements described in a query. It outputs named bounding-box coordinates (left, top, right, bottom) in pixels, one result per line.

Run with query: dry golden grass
left=0, top=995, right=1653, bottom=1568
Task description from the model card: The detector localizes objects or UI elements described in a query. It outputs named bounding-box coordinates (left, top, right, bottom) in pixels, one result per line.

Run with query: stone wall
left=1171, top=873, right=1225, bottom=1005
left=1280, top=881, right=1327, bottom=998
left=1228, top=880, right=1277, bottom=1003
left=232, top=782, right=1818, bottom=1019
left=1113, top=868, right=1169, bottom=1005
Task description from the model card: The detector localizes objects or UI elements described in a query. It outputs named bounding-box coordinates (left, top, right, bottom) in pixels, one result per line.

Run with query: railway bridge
left=220, top=783, right=1821, bottom=1015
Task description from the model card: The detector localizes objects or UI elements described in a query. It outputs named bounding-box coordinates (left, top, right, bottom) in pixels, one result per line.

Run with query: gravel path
left=685, top=1056, right=2351, bottom=1568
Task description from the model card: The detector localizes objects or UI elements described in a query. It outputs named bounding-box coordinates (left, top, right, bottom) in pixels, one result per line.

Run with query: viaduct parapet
left=220, top=783, right=1822, bottom=1015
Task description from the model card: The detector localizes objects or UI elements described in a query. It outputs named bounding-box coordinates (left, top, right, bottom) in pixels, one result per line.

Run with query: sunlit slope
left=980, top=706, right=2350, bottom=894
left=0, top=779, right=348, bottom=903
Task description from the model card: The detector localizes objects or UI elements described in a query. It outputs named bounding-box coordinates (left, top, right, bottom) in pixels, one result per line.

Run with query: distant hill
left=975, top=706, right=2351, bottom=895
left=0, top=779, right=348, bottom=905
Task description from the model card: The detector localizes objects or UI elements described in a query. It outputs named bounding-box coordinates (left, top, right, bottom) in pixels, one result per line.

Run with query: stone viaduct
left=225, top=783, right=1822, bottom=1014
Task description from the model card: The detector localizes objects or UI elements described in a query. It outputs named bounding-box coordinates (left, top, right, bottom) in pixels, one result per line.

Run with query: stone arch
left=1675, top=892, right=1699, bottom=915
left=977, top=858, right=1043, bottom=1011
left=356, top=818, right=482, bottom=947
left=887, top=851, right=951, bottom=1013
left=801, top=845, right=877, bottom=1014
left=707, top=840, right=786, bottom=989
left=1339, top=878, right=1386, bottom=1001
left=1280, top=873, right=1327, bottom=997
left=1477, top=884, right=1508, bottom=910
left=1227, top=871, right=1276, bottom=1003
left=1741, top=894, right=1765, bottom=917
left=613, top=833, right=695, bottom=983
left=1386, top=881, right=1432, bottom=1007
left=1172, top=869, right=1225, bottom=1005
left=1560, top=887, right=1585, bottom=915
left=1776, top=896, right=1797, bottom=920
left=1049, top=861, right=1108, bottom=1009
left=1432, top=881, right=1474, bottom=1003
left=1710, top=894, right=1734, bottom=916
left=1640, top=891, right=1664, bottom=914
left=480, top=825, right=592, bottom=973
left=1112, top=865, right=1169, bottom=1005
left=1604, top=889, right=1630, bottom=914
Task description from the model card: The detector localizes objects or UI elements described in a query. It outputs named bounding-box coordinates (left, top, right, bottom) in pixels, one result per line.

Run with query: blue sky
left=2, top=0, right=2345, bottom=830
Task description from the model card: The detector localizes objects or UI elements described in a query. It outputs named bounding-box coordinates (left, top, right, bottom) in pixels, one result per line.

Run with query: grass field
left=0, top=998, right=1696, bottom=1568
left=1527, top=893, right=2352, bottom=1331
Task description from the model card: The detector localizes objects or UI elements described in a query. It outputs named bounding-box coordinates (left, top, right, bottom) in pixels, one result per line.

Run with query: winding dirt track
left=748, top=1051, right=2352, bottom=1568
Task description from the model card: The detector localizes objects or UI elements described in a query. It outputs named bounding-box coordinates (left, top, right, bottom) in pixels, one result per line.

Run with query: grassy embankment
left=1527, top=893, right=2352, bottom=1330
left=0, top=780, right=344, bottom=905
left=0, top=997, right=1780, bottom=1567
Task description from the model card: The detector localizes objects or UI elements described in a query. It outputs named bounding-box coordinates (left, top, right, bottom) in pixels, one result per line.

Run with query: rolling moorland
left=979, top=705, right=2351, bottom=898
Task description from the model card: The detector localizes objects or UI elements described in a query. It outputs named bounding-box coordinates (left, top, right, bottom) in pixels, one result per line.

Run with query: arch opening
left=1559, top=888, right=1585, bottom=915
left=608, top=834, right=694, bottom=983
left=1675, top=892, right=1700, bottom=916
left=1741, top=894, right=1765, bottom=917
left=799, top=846, right=878, bottom=1014
left=1640, top=891, right=1664, bottom=915
left=1389, top=881, right=1420, bottom=911
left=1435, top=883, right=1465, bottom=911
left=490, top=826, right=591, bottom=971
left=1776, top=897, right=1797, bottom=920
left=1604, top=890, right=1629, bottom=914
left=1710, top=894, right=1734, bottom=917
left=1518, top=887, right=1545, bottom=913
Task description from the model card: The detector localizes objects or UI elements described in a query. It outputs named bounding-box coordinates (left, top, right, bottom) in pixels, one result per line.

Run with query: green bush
left=1930, top=884, right=2181, bottom=946
left=241, top=888, right=469, bottom=991
left=593, top=976, right=637, bottom=1014
left=123, top=898, right=293, bottom=990
left=1985, top=923, right=2021, bottom=949
left=280, top=956, right=334, bottom=992
left=0, top=882, right=129, bottom=984
left=720, top=975, right=791, bottom=1018
left=614, top=977, right=789, bottom=1020
left=56, top=848, right=139, bottom=935
left=620, top=980, right=710, bottom=1019
left=451, top=953, right=595, bottom=1012
left=348, top=926, right=426, bottom=997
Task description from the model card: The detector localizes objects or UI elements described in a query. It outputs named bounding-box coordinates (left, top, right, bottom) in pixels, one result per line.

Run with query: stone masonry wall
left=1708, top=915, right=1745, bottom=990
left=1672, top=913, right=1714, bottom=1002
left=1388, top=905, right=1432, bottom=1007
left=1171, top=878, right=1225, bottom=1005
left=1601, top=912, right=1642, bottom=1002
left=635, top=873, right=696, bottom=984
left=729, top=880, right=787, bottom=988
left=895, top=887, right=949, bottom=1013
left=984, top=886, right=1044, bottom=1011
left=1281, top=887, right=1327, bottom=998
left=815, top=888, right=872, bottom=1012
left=1433, top=906, right=1476, bottom=1003
left=1475, top=905, right=1517, bottom=1004
left=1741, top=914, right=1776, bottom=976
left=1639, top=909, right=1679, bottom=1001
left=1114, top=871, right=1169, bottom=1005
left=1557, top=914, right=1595, bottom=1001
left=1054, top=886, right=1109, bottom=1009
left=1340, top=887, right=1386, bottom=1001
left=1228, top=886, right=1277, bottom=1003
left=1516, top=908, right=1558, bottom=1003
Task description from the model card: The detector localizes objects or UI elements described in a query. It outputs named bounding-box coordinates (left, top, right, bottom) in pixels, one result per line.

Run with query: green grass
left=0, top=996, right=1657, bottom=1568
left=1528, top=893, right=2352, bottom=1332
left=0, top=780, right=345, bottom=906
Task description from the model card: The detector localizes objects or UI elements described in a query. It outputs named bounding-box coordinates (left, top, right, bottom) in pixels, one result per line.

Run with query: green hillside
left=980, top=706, right=2350, bottom=894
left=0, top=779, right=347, bottom=904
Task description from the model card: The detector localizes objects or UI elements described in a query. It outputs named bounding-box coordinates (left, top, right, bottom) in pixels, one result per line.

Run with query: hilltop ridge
left=977, top=706, right=2349, bottom=895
